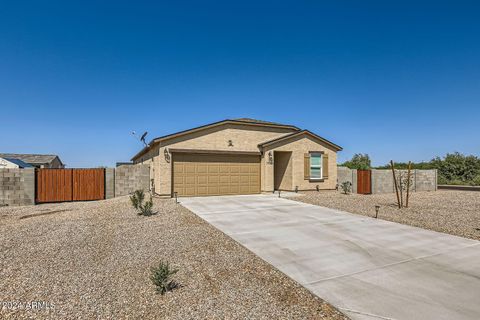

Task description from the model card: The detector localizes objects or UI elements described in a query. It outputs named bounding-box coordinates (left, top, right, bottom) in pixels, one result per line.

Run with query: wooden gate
left=36, top=169, right=105, bottom=203
left=357, top=170, right=372, bottom=194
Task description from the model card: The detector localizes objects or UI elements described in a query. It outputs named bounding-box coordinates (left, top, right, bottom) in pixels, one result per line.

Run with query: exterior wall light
left=164, top=148, right=171, bottom=163
left=268, top=151, right=273, bottom=164
left=228, top=140, right=233, bottom=147
left=295, top=186, right=299, bottom=193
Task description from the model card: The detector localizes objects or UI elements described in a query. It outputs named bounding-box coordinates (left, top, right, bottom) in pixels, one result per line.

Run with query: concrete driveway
left=181, top=195, right=480, bottom=320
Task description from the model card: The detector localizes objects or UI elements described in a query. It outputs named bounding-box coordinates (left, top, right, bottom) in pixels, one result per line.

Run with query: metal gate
left=36, top=169, right=105, bottom=203
left=357, top=169, right=372, bottom=194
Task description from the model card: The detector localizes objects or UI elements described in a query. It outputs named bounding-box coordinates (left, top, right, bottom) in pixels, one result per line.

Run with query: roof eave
left=258, top=130, right=343, bottom=151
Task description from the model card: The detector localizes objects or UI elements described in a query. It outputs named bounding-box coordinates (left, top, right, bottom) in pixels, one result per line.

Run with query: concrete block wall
left=338, top=166, right=437, bottom=194
left=105, top=168, right=115, bottom=199
left=337, top=166, right=357, bottom=193
left=115, top=164, right=150, bottom=197
left=414, top=169, right=438, bottom=192
left=0, top=168, right=35, bottom=206
left=371, top=169, right=396, bottom=194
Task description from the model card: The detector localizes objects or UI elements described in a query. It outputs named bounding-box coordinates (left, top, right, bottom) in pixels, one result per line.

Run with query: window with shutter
left=310, top=153, right=323, bottom=179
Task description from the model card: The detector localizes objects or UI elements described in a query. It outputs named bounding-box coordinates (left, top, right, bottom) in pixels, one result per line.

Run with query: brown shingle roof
left=0, top=153, right=61, bottom=165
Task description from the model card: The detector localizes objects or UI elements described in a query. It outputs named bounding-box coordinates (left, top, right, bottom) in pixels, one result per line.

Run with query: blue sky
left=1, top=1, right=479, bottom=167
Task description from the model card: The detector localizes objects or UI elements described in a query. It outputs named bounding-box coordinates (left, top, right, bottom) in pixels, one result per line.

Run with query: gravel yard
left=0, top=196, right=346, bottom=319
left=290, top=190, right=480, bottom=241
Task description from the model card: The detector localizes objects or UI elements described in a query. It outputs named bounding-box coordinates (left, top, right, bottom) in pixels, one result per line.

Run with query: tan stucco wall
left=136, top=123, right=296, bottom=196
left=262, top=135, right=338, bottom=192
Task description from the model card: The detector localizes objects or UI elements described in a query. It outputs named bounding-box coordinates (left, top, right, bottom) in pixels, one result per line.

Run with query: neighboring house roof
left=0, top=153, right=63, bottom=166
left=2, top=158, right=33, bottom=168
left=131, top=118, right=300, bottom=161
left=116, top=162, right=133, bottom=167
left=257, top=130, right=343, bottom=151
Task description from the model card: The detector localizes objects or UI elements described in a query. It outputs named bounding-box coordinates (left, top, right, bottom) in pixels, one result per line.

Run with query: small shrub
left=141, top=197, right=154, bottom=216
left=150, top=261, right=179, bottom=295
left=130, top=189, right=155, bottom=216
left=340, top=181, right=352, bottom=195
left=130, top=190, right=145, bottom=210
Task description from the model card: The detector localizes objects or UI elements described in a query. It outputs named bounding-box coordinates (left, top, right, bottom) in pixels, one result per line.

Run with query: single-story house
left=131, top=118, right=342, bottom=197
left=0, top=157, right=33, bottom=169
left=0, top=153, right=64, bottom=169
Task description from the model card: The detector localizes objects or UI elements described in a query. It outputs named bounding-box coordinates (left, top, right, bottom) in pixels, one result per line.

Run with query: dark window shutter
left=304, top=153, right=310, bottom=180
left=322, top=154, right=329, bottom=179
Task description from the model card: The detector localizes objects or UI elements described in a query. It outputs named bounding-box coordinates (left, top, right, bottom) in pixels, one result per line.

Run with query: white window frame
left=310, top=152, right=323, bottom=180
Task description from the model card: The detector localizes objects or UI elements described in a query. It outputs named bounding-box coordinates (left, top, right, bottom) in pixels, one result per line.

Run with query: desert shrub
left=141, top=197, right=154, bottom=216
left=340, top=181, right=352, bottom=195
left=130, top=189, right=155, bottom=216
left=150, top=261, right=179, bottom=295
left=130, top=190, right=144, bottom=210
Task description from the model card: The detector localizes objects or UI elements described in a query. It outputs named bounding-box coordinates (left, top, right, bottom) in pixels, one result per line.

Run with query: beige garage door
left=173, top=153, right=261, bottom=196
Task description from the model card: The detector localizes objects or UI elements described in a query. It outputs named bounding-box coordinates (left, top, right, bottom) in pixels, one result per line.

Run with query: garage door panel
left=219, top=165, right=230, bottom=173
left=239, top=185, right=250, bottom=193
left=219, top=176, right=230, bottom=184
left=208, top=165, right=219, bottom=173
left=250, top=166, right=260, bottom=174
left=185, top=164, right=196, bottom=174
left=208, top=176, right=219, bottom=183
left=185, top=176, right=196, bottom=184
left=174, top=164, right=184, bottom=174
left=197, top=176, right=208, bottom=184
left=229, top=185, right=240, bottom=193
left=197, top=165, right=208, bottom=173
left=219, top=186, right=230, bottom=194
left=239, top=176, right=250, bottom=184
left=208, top=186, right=219, bottom=194
left=197, top=186, right=208, bottom=195
left=250, top=176, right=260, bottom=184
left=173, top=154, right=260, bottom=196
left=184, top=187, right=196, bottom=196
left=240, top=165, right=250, bottom=173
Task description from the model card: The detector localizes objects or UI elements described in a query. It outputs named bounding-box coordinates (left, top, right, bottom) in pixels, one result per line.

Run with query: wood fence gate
left=357, top=169, right=372, bottom=194
left=36, top=169, right=105, bottom=203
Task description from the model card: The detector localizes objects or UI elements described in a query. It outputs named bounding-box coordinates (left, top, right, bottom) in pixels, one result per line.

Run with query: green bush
left=130, top=190, right=155, bottom=216
left=473, top=175, right=480, bottom=186
left=341, top=153, right=371, bottom=170
left=340, top=181, right=352, bottom=195
left=432, top=152, right=480, bottom=186
left=150, top=261, right=179, bottom=295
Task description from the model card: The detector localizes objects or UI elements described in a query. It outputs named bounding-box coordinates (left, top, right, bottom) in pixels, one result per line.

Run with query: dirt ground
left=290, top=190, right=480, bottom=241
left=0, top=196, right=347, bottom=319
